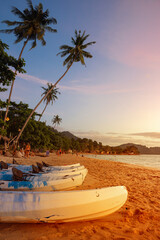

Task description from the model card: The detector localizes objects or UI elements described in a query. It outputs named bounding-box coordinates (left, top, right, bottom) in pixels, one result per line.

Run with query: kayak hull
left=0, top=172, right=87, bottom=191
left=0, top=186, right=128, bottom=223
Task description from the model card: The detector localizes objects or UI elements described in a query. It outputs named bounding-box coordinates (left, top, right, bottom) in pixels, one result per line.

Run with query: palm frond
left=37, top=3, right=43, bottom=13
left=0, top=28, right=15, bottom=33
left=26, top=0, right=34, bottom=11
left=71, top=37, right=76, bottom=45
left=46, top=17, right=57, bottom=25
left=79, top=54, right=85, bottom=65
left=1, top=20, right=22, bottom=26
left=45, top=26, right=57, bottom=33
left=81, top=50, right=93, bottom=58
left=82, top=41, right=96, bottom=49
left=40, top=37, right=46, bottom=46
left=57, top=51, right=70, bottom=57
left=63, top=54, right=74, bottom=67
left=11, top=7, right=25, bottom=20
left=15, top=35, right=25, bottom=44
left=30, top=38, right=36, bottom=49
left=59, top=44, right=71, bottom=50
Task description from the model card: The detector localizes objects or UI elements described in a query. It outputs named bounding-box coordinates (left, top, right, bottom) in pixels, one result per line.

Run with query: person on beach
left=59, top=149, right=62, bottom=155
left=25, top=143, right=31, bottom=158
left=20, top=147, right=24, bottom=157
left=46, top=150, right=50, bottom=157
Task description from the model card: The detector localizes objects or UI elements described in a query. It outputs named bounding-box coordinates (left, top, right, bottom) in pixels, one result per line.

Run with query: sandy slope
left=0, top=153, right=160, bottom=240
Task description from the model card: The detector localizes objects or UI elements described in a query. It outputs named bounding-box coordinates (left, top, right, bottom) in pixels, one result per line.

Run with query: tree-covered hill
left=0, top=100, right=140, bottom=154
left=119, top=143, right=160, bottom=154
left=60, top=131, right=79, bottom=140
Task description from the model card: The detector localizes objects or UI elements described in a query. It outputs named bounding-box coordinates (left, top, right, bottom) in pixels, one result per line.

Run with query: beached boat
left=5, top=163, right=82, bottom=172
left=0, top=166, right=88, bottom=181
left=0, top=172, right=87, bottom=191
left=0, top=186, right=128, bottom=223
left=24, top=167, right=88, bottom=181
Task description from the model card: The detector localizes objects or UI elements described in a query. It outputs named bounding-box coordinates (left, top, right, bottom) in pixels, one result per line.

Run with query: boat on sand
left=0, top=165, right=87, bottom=181
left=0, top=186, right=128, bottom=223
left=0, top=171, right=87, bottom=191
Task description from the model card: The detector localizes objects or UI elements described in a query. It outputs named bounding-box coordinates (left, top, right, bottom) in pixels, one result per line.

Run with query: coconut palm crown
left=39, top=84, right=60, bottom=121
left=0, top=0, right=57, bottom=49
left=57, top=30, right=96, bottom=68
left=52, top=115, right=62, bottom=129
left=41, top=84, right=60, bottom=105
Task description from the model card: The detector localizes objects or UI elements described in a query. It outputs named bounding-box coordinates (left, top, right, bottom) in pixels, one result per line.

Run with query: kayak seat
left=36, top=162, right=44, bottom=172
left=32, top=164, right=40, bottom=173
left=13, top=158, right=19, bottom=164
left=42, top=161, right=50, bottom=167
left=12, top=167, right=24, bottom=181
left=0, top=161, right=8, bottom=170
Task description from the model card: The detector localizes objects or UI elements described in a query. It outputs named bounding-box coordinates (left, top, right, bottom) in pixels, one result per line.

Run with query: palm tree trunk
left=38, top=102, right=48, bottom=121
left=4, top=39, right=29, bottom=123
left=16, top=62, right=74, bottom=143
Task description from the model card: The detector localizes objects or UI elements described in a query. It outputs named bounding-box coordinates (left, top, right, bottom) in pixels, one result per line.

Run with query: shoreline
left=82, top=153, right=160, bottom=171
left=0, top=153, right=160, bottom=239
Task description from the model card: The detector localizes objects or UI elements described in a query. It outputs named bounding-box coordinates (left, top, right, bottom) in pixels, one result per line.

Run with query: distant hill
left=118, top=143, right=160, bottom=154
left=60, top=131, right=79, bottom=140
left=53, top=129, right=160, bottom=154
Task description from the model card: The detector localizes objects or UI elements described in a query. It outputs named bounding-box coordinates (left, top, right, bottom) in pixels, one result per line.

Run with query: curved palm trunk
left=16, top=62, right=74, bottom=143
left=4, top=39, right=29, bottom=123
left=38, top=102, right=48, bottom=121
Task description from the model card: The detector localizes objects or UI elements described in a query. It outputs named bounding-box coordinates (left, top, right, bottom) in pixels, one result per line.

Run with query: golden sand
left=0, top=153, right=160, bottom=240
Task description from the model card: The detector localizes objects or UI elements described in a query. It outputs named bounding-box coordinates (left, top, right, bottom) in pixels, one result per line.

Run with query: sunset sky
left=1, top=0, right=160, bottom=147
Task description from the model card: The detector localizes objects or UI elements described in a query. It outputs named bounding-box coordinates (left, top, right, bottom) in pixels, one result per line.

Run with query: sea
left=82, top=154, right=160, bottom=170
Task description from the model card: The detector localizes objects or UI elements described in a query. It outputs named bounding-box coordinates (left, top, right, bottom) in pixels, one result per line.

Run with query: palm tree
left=0, top=0, right=57, bottom=124
left=15, top=30, right=95, bottom=143
left=52, top=115, right=62, bottom=129
left=39, top=84, right=60, bottom=121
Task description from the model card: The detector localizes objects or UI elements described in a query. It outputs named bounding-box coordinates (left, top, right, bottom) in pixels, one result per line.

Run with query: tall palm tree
left=0, top=0, right=57, bottom=124
left=39, top=84, right=60, bottom=121
left=52, top=115, right=62, bottom=129
left=16, top=30, right=95, bottom=143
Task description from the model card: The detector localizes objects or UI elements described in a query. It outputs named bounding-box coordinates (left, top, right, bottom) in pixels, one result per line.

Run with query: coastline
left=82, top=153, right=160, bottom=171
left=0, top=153, right=160, bottom=240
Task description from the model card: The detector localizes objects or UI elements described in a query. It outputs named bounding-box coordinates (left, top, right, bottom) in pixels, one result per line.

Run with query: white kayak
left=7, top=163, right=81, bottom=172
left=0, top=171, right=87, bottom=191
left=0, top=165, right=87, bottom=181
left=0, top=186, right=128, bottom=223
left=25, top=167, right=88, bottom=182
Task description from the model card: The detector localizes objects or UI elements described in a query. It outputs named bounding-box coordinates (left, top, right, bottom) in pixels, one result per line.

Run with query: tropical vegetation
left=0, top=39, right=25, bottom=93
left=0, top=100, right=139, bottom=154
left=1, top=1, right=137, bottom=155
left=15, top=29, right=96, bottom=143
left=0, top=0, right=57, bottom=124
left=0, top=39, right=25, bottom=136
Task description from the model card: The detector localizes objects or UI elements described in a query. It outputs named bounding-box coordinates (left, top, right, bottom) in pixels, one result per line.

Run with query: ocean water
left=83, top=154, right=160, bottom=170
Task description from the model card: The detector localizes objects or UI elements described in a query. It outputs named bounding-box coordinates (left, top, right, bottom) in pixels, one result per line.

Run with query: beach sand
left=0, top=153, right=160, bottom=240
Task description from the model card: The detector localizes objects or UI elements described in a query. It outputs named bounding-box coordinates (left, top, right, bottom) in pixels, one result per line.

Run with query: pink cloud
left=59, top=83, right=139, bottom=95
left=17, top=73, right=139, bottom=95
left=97, top=0, right=160, bottom=70
left=17, top=73, right=48, bottom=85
